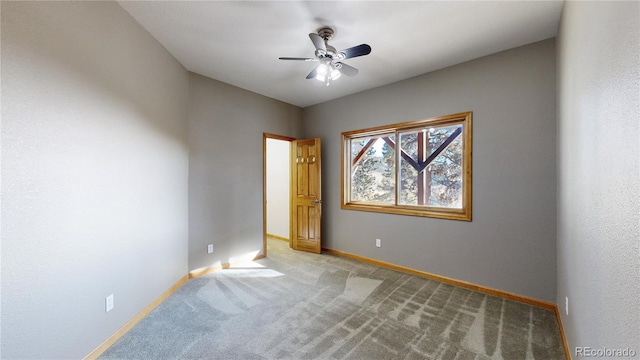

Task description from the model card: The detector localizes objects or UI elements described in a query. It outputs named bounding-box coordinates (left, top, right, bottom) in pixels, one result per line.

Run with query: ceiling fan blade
left=339, top=44, right=371, bottom=59
left=279, top=57, right=318, bottom=61
left=306, top=65, right=319, bottom=79
left=337, top=62, right=359, bottom=77
left=309, top=33, right=326, bottom=51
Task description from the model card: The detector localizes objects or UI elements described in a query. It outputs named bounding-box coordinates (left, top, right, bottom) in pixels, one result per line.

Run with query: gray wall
left=1, top=2, right=190, bottom=358
left=188, top=73, right=301, bottom=272
left=7, top=1, right=638, bottom=357
left=557, top=1, right=640, bottom=353
left=303, top=39, right=557, bottom=302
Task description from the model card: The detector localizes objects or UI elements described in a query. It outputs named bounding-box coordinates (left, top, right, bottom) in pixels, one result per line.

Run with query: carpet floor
left=100, top=238, right=566, bottom=360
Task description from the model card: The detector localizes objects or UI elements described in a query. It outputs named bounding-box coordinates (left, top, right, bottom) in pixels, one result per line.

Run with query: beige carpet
left=100, top=238, right=565, bottom=359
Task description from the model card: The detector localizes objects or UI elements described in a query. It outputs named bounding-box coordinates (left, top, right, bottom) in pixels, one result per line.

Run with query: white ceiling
left=118, top=1, right=564, bottom=108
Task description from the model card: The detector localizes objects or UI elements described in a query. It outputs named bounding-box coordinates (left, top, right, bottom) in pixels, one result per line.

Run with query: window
left=342, top=112, right=472, bottom=221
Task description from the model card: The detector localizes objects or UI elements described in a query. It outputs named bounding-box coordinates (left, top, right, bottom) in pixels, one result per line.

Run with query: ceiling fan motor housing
left=316, top=27, right=344, bottom=60
left=317, top=27, right=334, bottom=41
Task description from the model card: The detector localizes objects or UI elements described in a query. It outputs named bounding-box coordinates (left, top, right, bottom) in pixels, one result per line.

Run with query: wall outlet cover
left=106, top=294, right=114, bottom=313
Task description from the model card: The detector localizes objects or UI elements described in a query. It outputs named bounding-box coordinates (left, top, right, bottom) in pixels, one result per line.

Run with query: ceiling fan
left=279, top=27, right=372, bottom=86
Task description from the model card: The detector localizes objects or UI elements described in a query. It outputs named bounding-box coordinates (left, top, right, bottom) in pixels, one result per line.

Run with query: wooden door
left=290, top=138, right=322, bottom=253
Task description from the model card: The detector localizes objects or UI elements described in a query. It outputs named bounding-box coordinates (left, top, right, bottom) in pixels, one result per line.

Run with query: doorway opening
left=263, top=133, right=295, bottom=257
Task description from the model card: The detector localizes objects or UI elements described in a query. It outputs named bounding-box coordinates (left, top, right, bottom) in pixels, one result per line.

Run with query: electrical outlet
left=565, top=297, right=569, bottom=316
left=207, top=244, right=213, bottom=254
left=106, top=294, right=114, bottom=313
left=376, top=239, right=381, bottom=247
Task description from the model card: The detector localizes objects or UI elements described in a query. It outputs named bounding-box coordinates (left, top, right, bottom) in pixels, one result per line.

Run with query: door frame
left=263, top=133, right=296, bottom=257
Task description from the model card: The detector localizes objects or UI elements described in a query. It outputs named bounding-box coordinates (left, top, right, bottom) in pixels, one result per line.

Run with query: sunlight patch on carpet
left=197, top=280, right=259, bottom=314
left=340, top=276, right=383, bottom=305
left=212, top=268, right=284, bottom=278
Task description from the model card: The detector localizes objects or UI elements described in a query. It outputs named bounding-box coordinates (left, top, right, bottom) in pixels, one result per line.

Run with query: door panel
left=290, top=138, right=321, bottom=253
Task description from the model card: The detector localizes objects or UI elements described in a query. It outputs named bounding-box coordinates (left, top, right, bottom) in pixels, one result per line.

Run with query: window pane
left=350, top=136, right=395, bottom=203
left=429, top=128, right=463, bottom=208
left=341, top=111, right=471, bottom=221
left=398, top=132, right=418, bottom=205
left=399, top=155, right=418, bottom=205
left=398, top=125, right=463, bottom=208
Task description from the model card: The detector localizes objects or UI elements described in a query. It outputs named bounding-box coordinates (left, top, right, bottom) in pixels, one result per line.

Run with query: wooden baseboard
left=322, top=247, right=556, bottom=310
left=266, top=233, right=290, bottom=242
left=84, top=275, right=189, bottom=360
left=188, top=253, right=266, bottom=279
left=554, top=306, right=572, bottom=360
left=189, top=263, right=230, bottom=278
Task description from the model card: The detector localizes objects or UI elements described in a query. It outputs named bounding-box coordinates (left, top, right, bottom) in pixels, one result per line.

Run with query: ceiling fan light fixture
left=315, top=63, right=328, bottom=81
left=315, top=63, right=341, bottom=85
left=330, top=67, right=341, bottom=81
left=279, top=27, right=371, bottom=85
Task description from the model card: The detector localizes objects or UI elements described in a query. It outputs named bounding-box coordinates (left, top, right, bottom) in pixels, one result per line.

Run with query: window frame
left=341, top=112, right=472, bottom=221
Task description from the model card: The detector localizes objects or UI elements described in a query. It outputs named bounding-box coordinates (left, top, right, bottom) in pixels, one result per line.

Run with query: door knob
left=313, top=199, right=322, bottom=204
